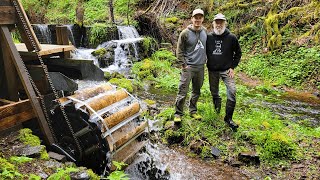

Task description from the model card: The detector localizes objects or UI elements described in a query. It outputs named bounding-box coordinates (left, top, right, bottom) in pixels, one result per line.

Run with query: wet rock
left=164, top=121, right=175, bottom=130
left=48, top=151, right=67, bottom=162
left=230, top=160, right=243, bottom=167
left=15, top=145, right=43, bottom=158
left=210, top=146, right=221, bottom=158
left=39, top=172, right=49, bottom=179
left=44, top=160, right=63, bottom=169
left=238, top=152, right=260, bottom=165
left=70, top=171, right=90, bottom=180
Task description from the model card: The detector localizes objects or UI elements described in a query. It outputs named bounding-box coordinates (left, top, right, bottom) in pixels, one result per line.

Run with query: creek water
left=32, top=24, right=319, bottom=179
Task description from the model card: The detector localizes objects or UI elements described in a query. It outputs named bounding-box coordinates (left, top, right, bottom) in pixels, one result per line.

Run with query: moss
left=143, top=99, right=156, bottom=105
left=260, top=132, right=297, bottom=161
left=86, top=169, right=100, bottom=180
left=19, top=128, right=41, bottom=146
left=109, top=78, right=134, bottom=93
left=91, top=48, right=107, bottom=58
left=0, top=157, right=15, bottom=171
left=9, top=156, right=33, bottom=164
left=47, top=167, right=79, bottom=180
left=141, top=36, right=159, bottom=57
left=165, top=17, right=179, bottom=24
left=28, top=174, right=41, bottom=180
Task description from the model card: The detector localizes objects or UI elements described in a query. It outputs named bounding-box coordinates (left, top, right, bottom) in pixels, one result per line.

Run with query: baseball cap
left=213, top=13, right=226, bottom=21
left=192, top=9, right=204, bottom=17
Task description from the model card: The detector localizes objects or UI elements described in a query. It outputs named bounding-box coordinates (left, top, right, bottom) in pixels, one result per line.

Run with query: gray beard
left=213, top=26, right=226, bottom=35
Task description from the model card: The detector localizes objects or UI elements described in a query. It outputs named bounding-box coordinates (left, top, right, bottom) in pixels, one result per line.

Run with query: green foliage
left=9, top=156, right=33, bottom=164
left=0, top=158, right=21, bottom=180
left=107, top=161, right=129, bottom=180
left=141, top=36, right=159, bottom=57
left=84, top=0, right=108, bottom=24
left=152, top=49, right=177, bottom=64
left=156, top=108, right=175, bottom=121
left=165, top=17, right=179, bottom=24
left=86, top=169, right=100, bottom=180
left=47, top=167, right=79, bottom=180
left=239, top=46, right=320, bottom=89
left=89, top=23, right=117, bottom=47
left=45, top=0, right=77, bottom=23
left=109, top=78, right=134, bottom=93
left=28, top=174, right=41, bottom=180
left=132, top=50, right=179, bottom=92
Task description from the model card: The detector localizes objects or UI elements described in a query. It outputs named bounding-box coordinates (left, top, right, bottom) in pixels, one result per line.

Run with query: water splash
left=66, top=25, right=76, bottom=46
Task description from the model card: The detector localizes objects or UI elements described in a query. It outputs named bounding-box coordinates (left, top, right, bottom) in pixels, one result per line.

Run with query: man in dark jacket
left=174, top=9, right=207, bottom=123
left=206, top=13, right=242, bottom=130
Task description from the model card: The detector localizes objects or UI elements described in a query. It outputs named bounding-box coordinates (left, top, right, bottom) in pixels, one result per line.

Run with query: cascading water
left=71, top=26, right=143, bottom=75
left=66, top=25, right=76, bottom=46
left=33, top=24, right=52, bottom=44
left=102, top=26, right=143, bottom=73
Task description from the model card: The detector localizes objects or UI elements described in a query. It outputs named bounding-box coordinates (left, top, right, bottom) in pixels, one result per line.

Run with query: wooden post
left=56, top=26, right=71, bottom=58
left=12, top=0, right=41, bottom=51
left=0, top=26, right=54, bottom=144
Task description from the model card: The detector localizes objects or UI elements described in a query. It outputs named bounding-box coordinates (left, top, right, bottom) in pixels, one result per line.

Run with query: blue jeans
left=208, top=70, right=236, bottom=102
left=175, top=65, right=204, bottom=116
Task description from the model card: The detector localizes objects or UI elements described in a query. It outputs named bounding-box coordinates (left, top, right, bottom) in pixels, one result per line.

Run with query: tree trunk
left=109, top=0, right=115, bottom=24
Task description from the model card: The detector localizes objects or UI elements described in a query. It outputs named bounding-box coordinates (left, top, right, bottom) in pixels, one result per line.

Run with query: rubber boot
left=213, top=98, right=221, bottom=114
left=224, top=100, right=239, bottom=131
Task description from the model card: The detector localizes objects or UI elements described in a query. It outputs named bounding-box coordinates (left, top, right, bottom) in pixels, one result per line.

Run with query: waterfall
left=66, top=25, right=76, bottom=46
left=33, top=24, right=52, bottom=44
left=71, top=25, right=143, bottom=75
left=102, top=26, right=143, bottom=73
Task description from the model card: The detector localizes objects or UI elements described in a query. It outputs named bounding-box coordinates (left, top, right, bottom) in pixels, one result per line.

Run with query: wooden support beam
left=12, top=0, right=41, bottom=51
left=0, top=6, right=17, bottom=25
left=56, top=26, right=71, bottom=58
left=0, top=31, right=19, bottom=101
left=0, top=26, right=54, bottom=144
left=0, top=99, right=35, bottom=131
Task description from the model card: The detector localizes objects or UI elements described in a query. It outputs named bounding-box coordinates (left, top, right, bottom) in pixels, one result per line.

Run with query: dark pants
left=175, top=65, right=204, bottom=116
left=208, top=70, right=236, bottom=102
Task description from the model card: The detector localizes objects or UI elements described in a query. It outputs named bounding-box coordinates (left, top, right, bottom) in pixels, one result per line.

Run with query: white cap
left=192, top=9, right=204, bottom=17
left=213, top=13, right=226, bottom=21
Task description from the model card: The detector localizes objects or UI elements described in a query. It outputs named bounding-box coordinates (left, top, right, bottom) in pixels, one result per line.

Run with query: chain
left=12, top=0, right=83, bottom=157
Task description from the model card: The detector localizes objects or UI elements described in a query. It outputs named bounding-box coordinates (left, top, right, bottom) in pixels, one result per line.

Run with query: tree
left=109, top=0, right=115, bottom=23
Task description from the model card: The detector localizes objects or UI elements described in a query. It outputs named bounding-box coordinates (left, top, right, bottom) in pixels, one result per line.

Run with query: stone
left=48, top=151, right=67, bottom=162
left=210, top=146, right=221, bottom=158
left=238, top=151, right=260, bottom=165
left=70, top=171, right=90, bottom=180
left=15, top=145, right=43, bottom=158
left=164, top=121, right=175, bottom=130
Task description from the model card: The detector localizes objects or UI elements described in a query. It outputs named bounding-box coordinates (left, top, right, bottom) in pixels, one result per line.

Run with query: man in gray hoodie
left=174, top=9, right=207, bottom=123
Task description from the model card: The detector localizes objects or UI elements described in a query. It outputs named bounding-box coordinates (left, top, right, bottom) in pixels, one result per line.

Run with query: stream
left=33, top=24, right=319, bottom=179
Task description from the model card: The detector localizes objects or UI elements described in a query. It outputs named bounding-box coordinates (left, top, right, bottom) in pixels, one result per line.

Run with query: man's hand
left=228, top=68, right=234, bottom=78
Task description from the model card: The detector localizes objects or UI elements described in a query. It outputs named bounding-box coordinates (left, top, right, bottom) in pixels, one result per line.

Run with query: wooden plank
left=0, top=0, right=12, bottom=6
left=0, top=111, right=35, bottom=131
left=0, top=99, right=15, bottom=104
left=16, top=43, right=75, bottom=56
left=0, top=99, right=32, bottom=119
left=56, top=26, right=69, bottom=45
left=12, top=0, right=41, bottom=51
left=0, top=6, right=17, bottom=25
left=0, top=26, right=54, bottom=144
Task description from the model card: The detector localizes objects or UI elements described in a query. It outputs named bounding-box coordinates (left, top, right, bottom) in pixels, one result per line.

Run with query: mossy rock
left=109, top=78, right=134, bottom=93
left=91, top=48, right=107, bottom=58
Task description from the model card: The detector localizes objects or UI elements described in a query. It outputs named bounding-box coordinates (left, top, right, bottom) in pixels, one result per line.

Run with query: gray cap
left=192, top=9, right=204, bottom=17
left=213, top=13, right=226, bottom=21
